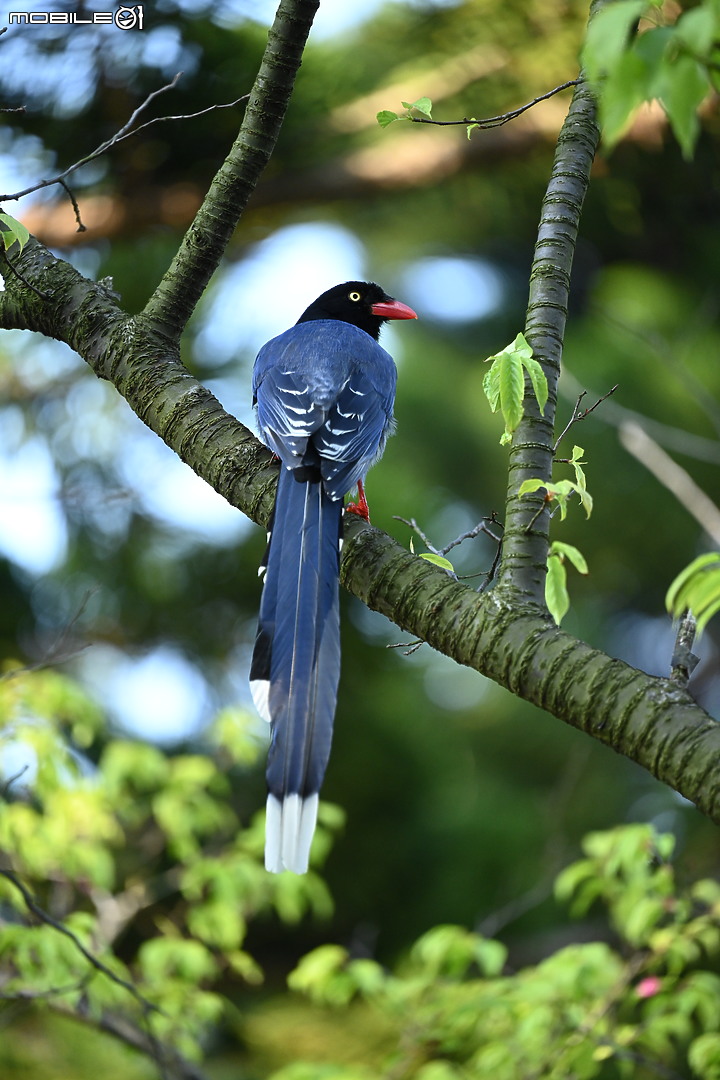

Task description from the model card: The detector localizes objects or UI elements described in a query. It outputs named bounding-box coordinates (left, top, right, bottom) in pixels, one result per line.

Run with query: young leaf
left=657, top=54, right=707, bottom=159
left=546, top=542, right=589, bottom=624
left=581, top=0, right=648, bottom=83
left=499, top=348, right=524, bottom=435
left=551, top=540, right=589, bottom=576
left=377, top=110, right=399, bottom=128
left=402, top=96, right=433, bottom=118
left=666, top=553, right=720, bottom=619
left=522, top=355, right=548, bottom=416
left=546, top=552, right=570, bottom=626
left=419, top=553, right=455, bottom=573
left=482, top=334, right=547, bottom=444
left=0, top=212, right=30, bottom=253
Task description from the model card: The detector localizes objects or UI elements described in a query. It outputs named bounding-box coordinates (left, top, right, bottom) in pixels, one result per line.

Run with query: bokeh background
left=2, top=0, right=720, bottom=1074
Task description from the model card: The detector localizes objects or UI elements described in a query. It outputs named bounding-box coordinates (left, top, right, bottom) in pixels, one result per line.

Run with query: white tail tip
left=265, top=792, right=319, bottom=874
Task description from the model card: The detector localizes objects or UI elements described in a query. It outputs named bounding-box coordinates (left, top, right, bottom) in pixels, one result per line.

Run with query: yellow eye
left=348, top=291, right=362, bottom=302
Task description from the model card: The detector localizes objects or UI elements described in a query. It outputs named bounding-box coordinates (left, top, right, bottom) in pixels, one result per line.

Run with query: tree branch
left=0, top=73, right=247, bottom=205
left=498, top=62, right=601, bottom=602
left=407, top=79, right=580, bottom=129
left=142, top=0, right=321, bottom=341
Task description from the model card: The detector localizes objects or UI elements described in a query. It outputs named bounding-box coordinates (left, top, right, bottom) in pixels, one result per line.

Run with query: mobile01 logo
left=8, top=6, right=144, bottom=29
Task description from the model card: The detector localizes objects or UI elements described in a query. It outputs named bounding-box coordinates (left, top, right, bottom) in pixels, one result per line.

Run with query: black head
left=295, top=281, right=417, bottom=341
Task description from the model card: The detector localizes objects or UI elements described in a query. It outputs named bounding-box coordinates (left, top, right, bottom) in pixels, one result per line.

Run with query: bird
left=249, top=281, right=417, bottom=874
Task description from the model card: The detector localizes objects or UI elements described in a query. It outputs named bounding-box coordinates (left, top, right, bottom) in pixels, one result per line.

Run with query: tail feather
left=252, top=468, right=342, bottom=873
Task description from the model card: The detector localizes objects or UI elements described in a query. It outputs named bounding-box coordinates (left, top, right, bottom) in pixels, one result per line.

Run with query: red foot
left=345, top=479, right=370, bottom=522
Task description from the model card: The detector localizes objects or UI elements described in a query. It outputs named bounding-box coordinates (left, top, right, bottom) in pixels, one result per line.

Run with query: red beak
left=371, top=298, right=418, bottom=321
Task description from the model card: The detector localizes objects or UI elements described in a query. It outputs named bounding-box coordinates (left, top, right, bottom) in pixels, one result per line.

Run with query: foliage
left=276, top=825, right=720, bottom=1079
left=482, top=332, right=548, bottom=446
left=583, top=0, right=720, bottom=156
left=0, top=663, right=336, bottom=1065
left=0, top=213, right=29, bottom=253
left=666, top=552, right=720, bottom=636
left=546, top=540, right=590, bottom=625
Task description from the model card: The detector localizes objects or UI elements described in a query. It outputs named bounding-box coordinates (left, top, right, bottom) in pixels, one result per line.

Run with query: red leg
left=345, top=479, right=370, bottom=522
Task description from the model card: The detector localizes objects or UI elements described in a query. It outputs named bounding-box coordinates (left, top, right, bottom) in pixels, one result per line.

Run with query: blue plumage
left=250, top=282, right=416, bottom=873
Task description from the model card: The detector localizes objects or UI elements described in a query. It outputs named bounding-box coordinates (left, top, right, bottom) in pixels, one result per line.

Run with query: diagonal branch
left=0, top=74, right=247, bottom=205
left=498, top=29, right=603, bottom=601
left=142, top=0, right=321, bottom=342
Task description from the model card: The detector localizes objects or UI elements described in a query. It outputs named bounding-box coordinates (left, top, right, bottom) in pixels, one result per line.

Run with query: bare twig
left=409, top=80, right=580, bottom=131
left=0, top=73, right=249, bottom=203
left=0, top=590, right=95, bottom=682
left=0, top=869, right=159, bottom=1016
left=670, top=611, right=700, bottom=686
left=59, top=179, right=87, bottom=233
left=553, top=384, right=619, bottom=453
left=392, top=514, right=504, bottom=605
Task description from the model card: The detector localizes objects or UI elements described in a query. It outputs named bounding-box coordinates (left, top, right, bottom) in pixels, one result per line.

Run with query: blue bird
left=250, top=281, right=417, bottom=873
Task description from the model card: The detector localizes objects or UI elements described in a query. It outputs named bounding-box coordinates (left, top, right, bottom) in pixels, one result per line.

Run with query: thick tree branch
left=142, top=0, right=320, bottom=341
left=498, top=68, right=601, bottom=603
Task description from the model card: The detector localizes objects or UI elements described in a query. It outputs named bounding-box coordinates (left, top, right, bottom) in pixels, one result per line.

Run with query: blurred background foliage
left=2, top=0, right=720, bottom=1076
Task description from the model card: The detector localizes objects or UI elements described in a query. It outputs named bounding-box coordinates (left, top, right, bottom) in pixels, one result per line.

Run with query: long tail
left=250, top=467, right=342, bottom=874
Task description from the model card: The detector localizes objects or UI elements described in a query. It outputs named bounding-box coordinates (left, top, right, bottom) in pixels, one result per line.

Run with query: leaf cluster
left=666, top=552, right=720, bottom=636
left=0, top=665, right=337, bottom=1062
left=583, top=0, right=720, bottom=157
left=482, top=332, right=548, bottom=446
left=278, top=824, right=720, bottom=1080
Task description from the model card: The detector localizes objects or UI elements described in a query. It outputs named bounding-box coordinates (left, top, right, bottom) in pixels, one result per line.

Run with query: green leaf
left=666, top=553, right=720, bottom=634
left=376, top=110, right=399, bottom=128
left=674, top=5, right=719, bottom=57
left=582, top=0, right=648, bottom=83
left=419, top=553, right=455, bottom=572
left=499, top=349, right=524, bottom=435
left=482, top=358, right=501, bottom=412
left=550, top=541, right=589, bottom=576
left=600, top=49, right=653, bottom=148
left=689, top=1033, right=720, bottom=1079
left=402, top=96, right=433, bottom=118
left=666, top=552, right=720, bottom=611
left=521, top=354, right=548, bottom=415
left=0, top=212, right=30, bottom=253
left=657, top=53, right=708, bottom=159
left=483, top=334, right=546, bottom=443
left=546, top=551, right=570, bottom=625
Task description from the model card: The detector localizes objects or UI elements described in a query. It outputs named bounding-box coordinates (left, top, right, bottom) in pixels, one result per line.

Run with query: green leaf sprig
left=482, top=332, right=548, bottom=446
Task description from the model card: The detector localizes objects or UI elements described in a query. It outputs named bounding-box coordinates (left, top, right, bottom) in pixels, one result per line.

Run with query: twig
left=0, top=869, right=160, bottom=1016
left=0, top=589, right=95, bottom=682
left=59, top=179, right=87, bottom=233
left=409, top=79, right=580, bottom=130
left=670, top=610, right=700, bottom=686
left=0, top=74, right=250, bottom=203
left=1, top=250, right=53, bottom=300
left=553, top=384, right=619, bottom=453
left=0, top=975, right=92, bottom=1001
